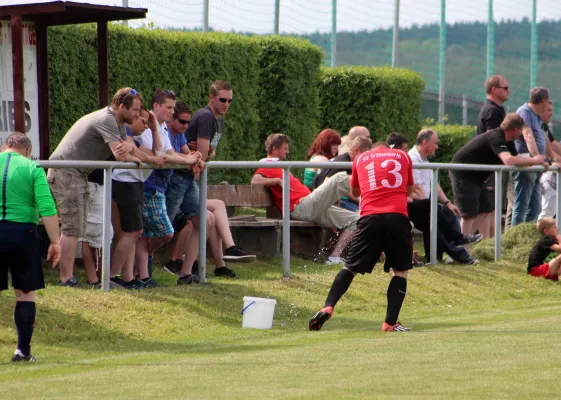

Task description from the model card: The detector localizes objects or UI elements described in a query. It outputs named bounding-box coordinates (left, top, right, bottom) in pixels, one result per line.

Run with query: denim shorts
left=165, top=172, right=200, bottom=222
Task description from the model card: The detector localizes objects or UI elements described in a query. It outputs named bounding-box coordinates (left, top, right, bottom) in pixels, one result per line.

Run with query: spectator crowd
left=3, top=77, right=559, bottom=290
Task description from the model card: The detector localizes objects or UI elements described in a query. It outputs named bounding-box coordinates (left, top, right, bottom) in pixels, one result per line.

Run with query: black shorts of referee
left=345, top=213, right=413, bottom=274
left=0, top=221, right=44, bottom=293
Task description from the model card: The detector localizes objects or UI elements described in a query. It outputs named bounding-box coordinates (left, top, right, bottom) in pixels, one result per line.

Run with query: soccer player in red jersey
left=309, top=142, right=416, bottom=332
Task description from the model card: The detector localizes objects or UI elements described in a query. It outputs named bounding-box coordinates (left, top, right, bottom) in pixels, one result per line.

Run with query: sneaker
left=325, top=257, right=344, bottom=266
left=136, top=277, right=162, bottom=289
left=110, top=276, right=137, bottom=290
left=459, top=256, right=480, bottom=265
left=454, top=234, right=483, bottom=248
left=58, top=277, right=79, bottom=287
left=214, top=266, right=237, bottom=278
left=223, top=246, right=257, bottom=263
left=309, top=306, right=333, bottom=331
left=412, top=259, right=425, bottom=267
left=177, top=274, right=195, bottom=285
left=87, top=280, right=101, bottom=289
left=164, top=259, right=182, bottom=276
left=382, top=321, right=411, bottom=332
left=11, top=350, right=36, bottom=363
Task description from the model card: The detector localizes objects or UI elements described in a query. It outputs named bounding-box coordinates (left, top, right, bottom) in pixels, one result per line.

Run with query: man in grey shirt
left=48, top=87, right=143, bottom=286
left=512, top=87, right=556, bottom=226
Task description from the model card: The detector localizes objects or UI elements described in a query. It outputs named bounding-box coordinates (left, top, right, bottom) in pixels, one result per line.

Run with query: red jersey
left=254, top=165, right=311, bottom=213
left=350, top=147, right=414, bottom=217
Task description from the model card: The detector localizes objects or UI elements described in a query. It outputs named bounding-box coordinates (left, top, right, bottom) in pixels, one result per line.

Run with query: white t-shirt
left=408, top=146, right=431, bottom=200
left=112, top=121, right=172, bottom=183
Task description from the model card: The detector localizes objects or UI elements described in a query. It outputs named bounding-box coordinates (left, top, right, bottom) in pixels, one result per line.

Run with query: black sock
left=14, top=301, right=36, bottom=356
left=385, top=276, right=407, bottom=325
left=324, top=269, right=355, bottom=308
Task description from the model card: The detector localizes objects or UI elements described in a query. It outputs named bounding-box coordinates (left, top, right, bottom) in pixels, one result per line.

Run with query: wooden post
left=36, top=22, right=50, bottom=159
left=97, top=21, right=109, bottom=108
left=11, top=15, right=25, bottom=133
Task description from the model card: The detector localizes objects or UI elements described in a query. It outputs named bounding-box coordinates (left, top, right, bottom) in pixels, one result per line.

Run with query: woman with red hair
left=304, top=129, right=341, bottom=188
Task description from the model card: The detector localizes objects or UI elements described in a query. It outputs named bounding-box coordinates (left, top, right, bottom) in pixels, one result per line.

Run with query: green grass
left=2, top=257, right=561, bottom=399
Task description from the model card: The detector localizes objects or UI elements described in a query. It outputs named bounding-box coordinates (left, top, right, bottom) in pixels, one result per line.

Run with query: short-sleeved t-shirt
left=311, top=152, right=352, bottom=190
left=50, top=107, right=127, bottom=177
left=185, top=106, right=224, bottom=157
left=350, top=147, right=414, bottom=217
left=254, top=160, right=311, bottom=213
left=452, top=128, right=518, bottom=183
left=516, top=103, right=546, bottom=156
left=142, top=123, right=174, bottom=194
left=528, top=236, right=557, bottom=273
left=477, top=99, right=506, bottom=135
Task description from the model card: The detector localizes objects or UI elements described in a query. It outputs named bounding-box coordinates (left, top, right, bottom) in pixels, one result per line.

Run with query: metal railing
left=38, top=160, right=560, bottom=292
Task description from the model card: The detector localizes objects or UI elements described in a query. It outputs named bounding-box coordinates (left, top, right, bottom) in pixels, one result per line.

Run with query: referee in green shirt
left=0, top=132, right=61, bottom=362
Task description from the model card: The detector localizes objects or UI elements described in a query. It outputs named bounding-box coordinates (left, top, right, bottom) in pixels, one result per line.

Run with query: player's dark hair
left=386, top=132, right=409, bottom=150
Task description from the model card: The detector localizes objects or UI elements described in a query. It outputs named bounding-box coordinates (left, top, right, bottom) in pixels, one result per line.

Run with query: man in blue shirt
left=512, top=87, right=555, bottom=226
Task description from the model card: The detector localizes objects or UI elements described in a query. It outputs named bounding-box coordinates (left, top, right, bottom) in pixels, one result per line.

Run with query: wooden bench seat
left=207, top=184, right=335, bottom=259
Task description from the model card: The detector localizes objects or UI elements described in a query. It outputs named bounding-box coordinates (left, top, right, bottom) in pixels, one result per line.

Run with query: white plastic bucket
left=241, top=296, right=277, bottom=329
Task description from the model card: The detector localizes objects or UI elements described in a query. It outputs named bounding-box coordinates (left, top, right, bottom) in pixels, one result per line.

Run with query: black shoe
left=309, top=306, right=333, bottom=331
left=164, top=259, right=182, bottom=276
left=214, top=266, right=237, bottom=278
left=223, top=246, right=257, bottom=263
left=11, top=350, right=36, bottom=362
left=58, top=277, right=79, bottom=287
left=110, top=276, right=137, bottom=290
left=177, top=274, right=195, bottom=285
left=459, top=256, right=480, bottom=265
left=454, top=234, right=483, bottom=248
left=87, top=280, right=101, bottom=289
left=136, top=277, right=162, bottom=289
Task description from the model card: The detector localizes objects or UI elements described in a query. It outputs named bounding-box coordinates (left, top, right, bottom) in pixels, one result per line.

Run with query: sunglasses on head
left=218, top=97, right=233, bottom=104
left=120, top=88, right=138, bottom=104
left=176, top=116, right=192, bottom=125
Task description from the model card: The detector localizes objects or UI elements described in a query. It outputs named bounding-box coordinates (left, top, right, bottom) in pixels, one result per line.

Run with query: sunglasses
left=218, top=97, right=233, bottom=104
left=497, top=86, right=509, bottom=91
left=120, top=88, right=138, bottom=104
left=176, top=117, right=191, bottom=125
left=140, top=118, right=148, bottom=125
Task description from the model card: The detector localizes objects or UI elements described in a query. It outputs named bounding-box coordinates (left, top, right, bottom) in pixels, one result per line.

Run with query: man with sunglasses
left=48, top=87, right=143, bottom=287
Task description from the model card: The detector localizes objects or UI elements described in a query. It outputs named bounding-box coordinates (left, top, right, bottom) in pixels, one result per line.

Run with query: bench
left=207, top=184, right=339, bottom=259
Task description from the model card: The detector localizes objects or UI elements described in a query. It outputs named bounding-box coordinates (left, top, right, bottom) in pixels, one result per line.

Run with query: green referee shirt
left=0, top=151, right=57, bottom=225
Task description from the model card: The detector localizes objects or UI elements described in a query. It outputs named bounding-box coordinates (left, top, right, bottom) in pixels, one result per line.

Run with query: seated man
left=311, top=136, right=373, bottom=212
left=251, top=133, right=359, bottom=266
left=408, top=129, right=482, bottom=265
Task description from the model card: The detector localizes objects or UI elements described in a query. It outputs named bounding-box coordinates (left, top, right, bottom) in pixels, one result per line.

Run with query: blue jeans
left=165, top=173, right=200, bottom=222
left=340, top=198, right=359, bottom=212
left=511, top=171, right=541, bottom=227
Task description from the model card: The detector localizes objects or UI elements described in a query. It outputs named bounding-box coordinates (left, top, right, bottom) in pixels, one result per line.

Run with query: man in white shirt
left=408, top=129, right=481, bottom=264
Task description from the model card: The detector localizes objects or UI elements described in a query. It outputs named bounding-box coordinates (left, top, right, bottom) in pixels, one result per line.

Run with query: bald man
left=339, top=126, right=370, bottom=154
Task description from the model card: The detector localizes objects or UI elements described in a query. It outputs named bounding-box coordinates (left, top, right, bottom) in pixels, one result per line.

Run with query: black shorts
left=450, top=172, right=494, bottom=218
left=0, top=222, right=44, bottom=292
left=172, top=211, right=190, bottom=232
left=345, top=213, right=413, bottom=274
left=112, top=180, right=144, bottom=232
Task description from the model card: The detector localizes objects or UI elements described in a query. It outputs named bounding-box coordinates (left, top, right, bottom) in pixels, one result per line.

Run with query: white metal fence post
left=282, top=167, right=291, bottom=278
left=198, top=167, right=208, bottom=284
left=429, top=169, right=439, bottom=264
left=494, top=170, right=502, bottom=260
left=102, top=167, right=113, bottom=292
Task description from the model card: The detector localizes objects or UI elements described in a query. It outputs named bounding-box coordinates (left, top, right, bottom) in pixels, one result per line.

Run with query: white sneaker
left=325, top=257, right=344, bottom=266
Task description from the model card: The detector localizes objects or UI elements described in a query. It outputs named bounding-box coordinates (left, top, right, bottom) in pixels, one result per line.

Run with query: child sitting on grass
left=527, top=218, right=561, bottom=281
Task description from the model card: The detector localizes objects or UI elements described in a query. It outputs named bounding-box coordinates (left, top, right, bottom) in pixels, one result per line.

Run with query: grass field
left=1, top=256, right=561, bottom=399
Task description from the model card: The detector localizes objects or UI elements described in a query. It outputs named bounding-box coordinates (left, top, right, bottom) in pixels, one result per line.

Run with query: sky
left=3, top=0, right=561, bottom=34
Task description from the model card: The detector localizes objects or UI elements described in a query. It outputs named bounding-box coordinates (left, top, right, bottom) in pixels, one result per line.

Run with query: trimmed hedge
left=255, top=36, right=323, bottom=163
left=317, top=66, right=425, bottom=142
left=425, top=123, right=475, bottom=199
left=47, top=25, right=322, bottom=183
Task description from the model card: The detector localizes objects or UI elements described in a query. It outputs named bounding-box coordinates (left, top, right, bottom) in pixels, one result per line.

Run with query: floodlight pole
left=530, top=0, right=537, bottom=88
left=438, top=0, right=446, bottom=123
left=274, top=0, right=280, bottom=34
left=331, top=0, right=337, bottom=67
left=392, top=0, right=400, bottom=67
left=486, top=0, right=494, bottom=77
